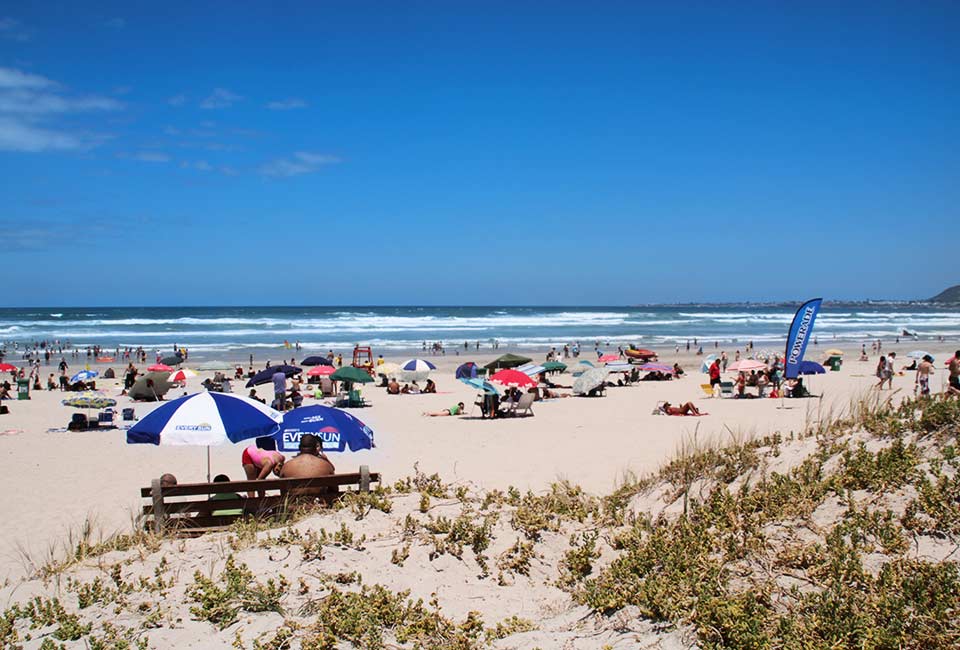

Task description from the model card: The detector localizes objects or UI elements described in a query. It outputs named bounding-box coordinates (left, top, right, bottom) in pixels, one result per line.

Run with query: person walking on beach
left=916, top=355, right=934, bottom=397
left=272, top=370, right=287, bottom=411
left=721, top=351, right=728, bottom=371
left=876, top=355, right=890, bottom=389
left=948, top=351, right=960, bottom=397
left=708, top=357, right=721, bottom=395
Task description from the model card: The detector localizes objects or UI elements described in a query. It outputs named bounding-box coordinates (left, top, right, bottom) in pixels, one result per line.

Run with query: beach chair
left=122, top=407, right=136, bottom=421
left=512, top=392, right=535, bottom=417
left=700, top=383, right=715, bottom=398
left=347, top=389, right=367, bottom=408
left=719, top=381, right=734, bottom=398
left=98, top=408, right=115, bottom=424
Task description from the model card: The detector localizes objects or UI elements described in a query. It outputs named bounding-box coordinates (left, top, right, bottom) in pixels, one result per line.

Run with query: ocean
left=1, top=304, right=958, bottom=359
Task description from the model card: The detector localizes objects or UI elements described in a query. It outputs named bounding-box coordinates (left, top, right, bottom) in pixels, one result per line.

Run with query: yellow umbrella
left=824, top=348, right=844, bottom=356
left=375, top=362, right=401, bottom=376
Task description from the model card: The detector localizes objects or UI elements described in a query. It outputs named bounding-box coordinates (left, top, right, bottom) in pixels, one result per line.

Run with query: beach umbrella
left=0, top=363, right=16, bottom=372
left=701, top=354, right=718, bottom=374
left=375, top=362, right=400, bottom=376
left=573, top=367, right=609, bottom=395
left=168, top=368, right=197, bottom=383
left=605, top=361, right=632, bottom=372
left=330, top=366, right=373, bottom=383
left=246, top=364, right=302, bottom=388
left=542, top=361, right=567, bottom=373
left=798, top=361, right=825, bottom=375
left=726, top=360, right=767, bottom=373
left=161, top=354, right=184, bottom=367
left=598, top=354, right=620, bottom=363
left=400, top=359, right=437, bottom=372
left=490, top=369, right=537, bottom=388
left=907, top=350, right=932, bottom=360
left=147, top=363, right=173, bottom=372
left=639, top=363, right=674, bottom=373
left=196, top=361, right=234, bottom=371
left=62, top=391, right=116, bottom=410
left=459, top=377, right=499, bottom=395
left=571, top=360, right=595, bottom=376
left=824, top=349, right=844, bottom=357
left=485, top=354, right=532, bottom=371
left=455, top=362, right=479, bottom=379
left=517, top=363, right=546, bottom=376
left=127, top=392, right=282, bottom=446
left=301, top=356, right=334, bottom=366
left=273, top=404, right=374, bottom=453
left=69, top=369, right=98, bottom=384
left=129, top=371, right=174, bottom=401
left=307, top=365, right=336, bottom=377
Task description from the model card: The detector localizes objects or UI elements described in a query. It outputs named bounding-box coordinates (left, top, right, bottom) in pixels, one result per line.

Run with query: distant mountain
left=929, top=285, right=960, bottom=303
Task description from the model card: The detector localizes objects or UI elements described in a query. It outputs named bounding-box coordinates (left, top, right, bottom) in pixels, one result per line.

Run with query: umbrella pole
left=206, top=446, right=211, bottom=483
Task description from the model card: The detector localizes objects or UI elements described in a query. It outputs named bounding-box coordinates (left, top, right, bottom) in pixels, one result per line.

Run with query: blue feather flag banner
left=784, top=298, right=822, bottom=379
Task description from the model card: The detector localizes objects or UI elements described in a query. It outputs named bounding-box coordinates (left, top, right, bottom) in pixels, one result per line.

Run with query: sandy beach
left=0, top=340, right=954, bottom=582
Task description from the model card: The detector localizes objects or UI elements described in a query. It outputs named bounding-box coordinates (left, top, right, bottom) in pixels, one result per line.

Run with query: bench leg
left=150, top=479, right=167, bottom=535
left=360, top=465, right=371, bottom=492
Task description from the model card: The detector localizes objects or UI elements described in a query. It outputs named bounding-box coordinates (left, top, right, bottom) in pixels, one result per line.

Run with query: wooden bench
left=141, top=466, right=380, bottom=536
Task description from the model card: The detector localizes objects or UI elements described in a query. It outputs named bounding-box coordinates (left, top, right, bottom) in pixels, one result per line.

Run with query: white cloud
left=0, top=18, right=31, bottom=42
left=266, top=98, right=307, bottom=110
left=0, top=67, right=56, bottom=89
left=0, top=67, right=121, bottom=152
left=0, top=116, right=82, bottom=152
left=200, top=88, right=242, bottom=109
left=167, top=94, right=187, bottom=107
left=259, top=151, right=340, bottom=177
left=131, top=151, right=170, bottom=162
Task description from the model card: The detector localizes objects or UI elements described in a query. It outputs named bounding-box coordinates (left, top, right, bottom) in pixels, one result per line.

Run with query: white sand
left=0, top=342, right=954, bottom=580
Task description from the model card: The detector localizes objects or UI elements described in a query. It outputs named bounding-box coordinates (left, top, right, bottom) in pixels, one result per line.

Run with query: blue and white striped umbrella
left=605, top=361, right=632, bottom=372
left=400, top=358, right=437, bottom=372
left=69, top=369, right=98, bottom=384
left=517, top=363, right=546, bottom=376
left=126, top=392, right=283, bottom=446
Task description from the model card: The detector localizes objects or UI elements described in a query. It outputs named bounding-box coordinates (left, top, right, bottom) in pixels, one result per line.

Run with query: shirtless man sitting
left=279, top=434, right=336, bottom=497
left=387, top=379, right=400, bottom=395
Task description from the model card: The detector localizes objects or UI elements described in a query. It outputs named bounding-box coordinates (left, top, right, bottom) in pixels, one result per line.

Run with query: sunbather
left=241, top=445, right=285, bottom=497
left=423, top=402, right=465, bottom=417
left=423, top=379, right=437, bottom=393
left=660, top=401, right=703, bottom=416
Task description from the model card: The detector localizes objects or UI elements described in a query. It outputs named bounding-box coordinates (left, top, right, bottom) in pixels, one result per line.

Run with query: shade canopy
left=126, top=392, right=283, bottom=446
left=273, top=405, right=374, bottom=453
left=484, top=354, right=532, bottom=370
left=330, top=366, right=374, bottom=383
left=246, top=365, right=302, bottom=388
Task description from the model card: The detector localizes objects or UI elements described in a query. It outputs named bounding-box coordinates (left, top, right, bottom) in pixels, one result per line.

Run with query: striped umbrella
left=126, top=393, right=282, bottom=446
left=639, top=363, right=674, bottom=373
left=605, top=361, right=632, bottom=372
left=400, top=359, right=437, bottom=372
left=726, top=360, right=767, bottom=373
left=69, top=369, right=98, bottom=384
left=168, top=368, right=197, bottom=383
left=62, top=391, right=116, bottom=409
left=517, top=363, right=546, bottom=376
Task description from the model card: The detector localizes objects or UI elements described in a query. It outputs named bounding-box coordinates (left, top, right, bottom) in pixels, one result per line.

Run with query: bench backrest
left=142, top=466, right=379, bottom=535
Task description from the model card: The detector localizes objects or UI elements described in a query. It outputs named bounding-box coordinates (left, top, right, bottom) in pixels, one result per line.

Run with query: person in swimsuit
left=916, top=355, right=934, bottom=397
left=241, top=445, right=285, bottom=497
left=660, top=401, right=702, bottom=416
left=423, top=402, right=465, bottom=417
left=279, top=433, right=337, bottom=497
left=948, top=351, right=960, bottom=397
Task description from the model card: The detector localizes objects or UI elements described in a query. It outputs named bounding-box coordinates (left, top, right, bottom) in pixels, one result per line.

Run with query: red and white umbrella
left=0, top=363, right=16, bottom=373
left=168, top=368, right=197, bottom=383
left=490, top=369, right=538, bottom=388
left=307, top=365, right=336, bottom=377
left=148, top=363, right=173, bottom=372
left=726, top=360, right=767, bottom=373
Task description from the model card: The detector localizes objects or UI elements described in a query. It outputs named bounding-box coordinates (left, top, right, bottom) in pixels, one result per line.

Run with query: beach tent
left=246, top=365, right=302, bottom=388
left=273, top=405, right=374, bottom=453
left=455, top=362, right=479, bottom=379
left=129, top=371, right=174, bottom=401
left=485, top=354, right=532, bottom=371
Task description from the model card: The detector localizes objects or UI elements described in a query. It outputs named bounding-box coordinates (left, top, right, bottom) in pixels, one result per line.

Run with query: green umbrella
left=542, top=361, right=567, bottom=373
left=484, top=353, right=532, bottom=370
left=330, top=366, right=374, bottom=383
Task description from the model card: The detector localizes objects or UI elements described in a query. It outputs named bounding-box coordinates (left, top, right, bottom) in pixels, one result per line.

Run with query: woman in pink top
left=241, top=445, right=285, bottom=497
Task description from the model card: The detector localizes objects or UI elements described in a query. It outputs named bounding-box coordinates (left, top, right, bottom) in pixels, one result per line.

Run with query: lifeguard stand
left=352, top=346, right=375, bottom=376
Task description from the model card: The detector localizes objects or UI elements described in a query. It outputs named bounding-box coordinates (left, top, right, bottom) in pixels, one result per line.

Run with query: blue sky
left=1, top=2, right=957, bottom=306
